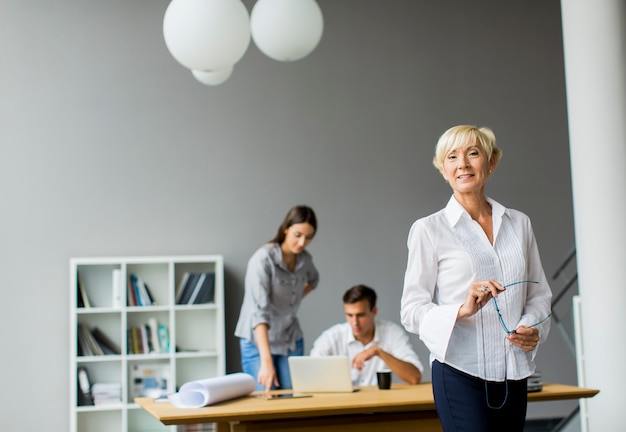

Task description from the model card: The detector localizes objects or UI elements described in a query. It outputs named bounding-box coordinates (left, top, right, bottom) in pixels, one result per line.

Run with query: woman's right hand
left=253, top=323, right=279, bottom=391
left=457, top=280, right=505, bottom=319
left=257, top=360, right=279, bottom=391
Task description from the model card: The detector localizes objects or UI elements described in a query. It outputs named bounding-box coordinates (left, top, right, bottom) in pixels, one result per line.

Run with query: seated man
left=310, top=284, right=423, bottom=386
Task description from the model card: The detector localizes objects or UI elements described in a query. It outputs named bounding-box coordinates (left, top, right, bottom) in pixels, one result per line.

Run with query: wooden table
left=136, top=383, right=599, bottom=432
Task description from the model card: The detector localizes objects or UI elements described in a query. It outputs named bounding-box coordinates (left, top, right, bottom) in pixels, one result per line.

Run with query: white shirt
left=401, top=196, right=552, bottom=381
left=310, top=319, right=424, bottom=386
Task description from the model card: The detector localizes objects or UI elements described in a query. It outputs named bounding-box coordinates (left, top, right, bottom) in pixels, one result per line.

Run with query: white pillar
left=560, top=1, right=626, bottom=430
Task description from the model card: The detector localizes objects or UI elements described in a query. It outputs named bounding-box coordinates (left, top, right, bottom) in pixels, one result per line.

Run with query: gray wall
left=0, top=0, right=576, bottom=430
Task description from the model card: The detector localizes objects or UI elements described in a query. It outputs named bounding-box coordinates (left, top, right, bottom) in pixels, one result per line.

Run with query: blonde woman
left=401, top=125, right=552, bottom=431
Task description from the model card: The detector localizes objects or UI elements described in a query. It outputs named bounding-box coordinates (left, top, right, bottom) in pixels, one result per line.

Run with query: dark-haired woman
left=235, top=205, right=319, bottom=391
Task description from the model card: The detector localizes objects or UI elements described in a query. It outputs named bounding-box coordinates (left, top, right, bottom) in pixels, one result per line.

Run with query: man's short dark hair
left=342, top=284, right=377, bottom=310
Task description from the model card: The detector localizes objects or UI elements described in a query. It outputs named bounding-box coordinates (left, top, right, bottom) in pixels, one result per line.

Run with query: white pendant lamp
left=162, top=0, right=324, bottom=86
left=192, top=66, right=235, bottom=86
left=250, top=0, right=324, bottom=62
left=163, top=0, right=251, bottom=72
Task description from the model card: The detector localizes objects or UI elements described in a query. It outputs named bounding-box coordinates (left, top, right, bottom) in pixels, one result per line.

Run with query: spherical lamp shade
left=250, top=0, right=323, bottom=62
left=192, top=66, right=234, bottom=86
left=163, top=0, right=251, bottom=71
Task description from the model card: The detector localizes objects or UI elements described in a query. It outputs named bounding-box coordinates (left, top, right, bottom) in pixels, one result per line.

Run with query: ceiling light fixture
left=163, top=0, right=324, bottom=86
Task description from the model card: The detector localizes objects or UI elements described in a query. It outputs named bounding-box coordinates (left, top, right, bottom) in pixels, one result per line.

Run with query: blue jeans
left=239, top=338, right=304, bottom=391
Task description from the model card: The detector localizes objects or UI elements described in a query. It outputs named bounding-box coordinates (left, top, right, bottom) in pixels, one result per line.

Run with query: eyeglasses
left=479, top=280, right=551, bottom=410
left=492, top=280, right=552, bottom=335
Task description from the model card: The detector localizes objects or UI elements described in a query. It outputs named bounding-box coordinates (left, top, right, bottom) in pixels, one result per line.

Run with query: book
left=178, top=273, right=200, bottom=305
left=77, top=324, right=90, bottom=356
left=126, top=329, right=132, bottom=355
left=186, top=272, right=207, bottom=304
left=77, top=366, right=94, bottom=406
left=528, top=371, right=543, bottom=392
left=130, top=274, right=144, bottom=306
left=77, top=271, right=91, bottom=308
left=175, top=272, right=191, bottom=304
left=131, top=327, right=141, bottom=354
left=131, top=274, right=156, bottom=306
left=112, top=269, right=123, bottom=308
left=77, top=282, right=85, bottom=308
left=177, top=272, right=216, bottom=305
left=91, top=327, right=121, bottom=355
left=142, top=281, right=156, bottom=305
left=148, top=317, right=160, bottom=354
left=128, top=276, right=138, bottom=306
left=158, top=324, right=170, bottom=353
left=140, top=325, right=150, bottom=354
left=193, top=273, right=215, bottom=304
left=78, top=324, right=104, bottom=356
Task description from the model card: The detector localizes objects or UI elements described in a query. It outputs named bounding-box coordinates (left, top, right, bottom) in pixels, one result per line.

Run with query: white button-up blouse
left=401, top=196, right=552, bottom=381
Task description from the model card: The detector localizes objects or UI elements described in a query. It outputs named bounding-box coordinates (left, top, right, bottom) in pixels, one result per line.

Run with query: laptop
left=288, top=355, right=358, bottom=393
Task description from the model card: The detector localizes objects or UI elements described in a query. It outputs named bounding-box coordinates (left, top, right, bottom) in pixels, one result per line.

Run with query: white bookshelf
left=69, top=255, right=225, bottom=432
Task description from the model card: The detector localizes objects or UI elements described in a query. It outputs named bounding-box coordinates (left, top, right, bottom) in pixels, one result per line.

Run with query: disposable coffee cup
left=376, top=369, right=391, bottom=390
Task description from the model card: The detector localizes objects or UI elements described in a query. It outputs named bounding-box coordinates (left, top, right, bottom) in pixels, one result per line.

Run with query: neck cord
left=480, top=307, right=508, bottom=409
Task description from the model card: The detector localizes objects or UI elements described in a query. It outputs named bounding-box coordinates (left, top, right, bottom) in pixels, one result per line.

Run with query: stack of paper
left=92, top=382, right=122, bottom=405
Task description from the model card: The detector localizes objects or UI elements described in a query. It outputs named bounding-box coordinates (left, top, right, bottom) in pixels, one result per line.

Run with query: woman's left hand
left=507, top=326, right=540, bottom=351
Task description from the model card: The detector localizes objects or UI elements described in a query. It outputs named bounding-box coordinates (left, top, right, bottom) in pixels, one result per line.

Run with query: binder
left=77, top=366, right=94, bottom=406
left=193, top=273, right=215, bottom=304
left=187, top=273, right=207, bottom=304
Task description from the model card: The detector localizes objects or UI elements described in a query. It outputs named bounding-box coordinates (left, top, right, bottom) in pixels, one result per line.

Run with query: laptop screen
left=288, top=356, right=357, bottom=393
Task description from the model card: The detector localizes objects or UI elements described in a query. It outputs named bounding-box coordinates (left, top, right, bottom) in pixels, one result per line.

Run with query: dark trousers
left=431, top=360, right=528, bottom=432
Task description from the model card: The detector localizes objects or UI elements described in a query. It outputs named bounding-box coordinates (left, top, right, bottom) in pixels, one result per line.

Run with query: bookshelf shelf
left=70, top=255, right=225, bottom=432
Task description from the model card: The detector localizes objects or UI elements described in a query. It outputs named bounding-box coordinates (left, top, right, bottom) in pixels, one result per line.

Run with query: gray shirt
left=234, top=243, right=319, bottom=355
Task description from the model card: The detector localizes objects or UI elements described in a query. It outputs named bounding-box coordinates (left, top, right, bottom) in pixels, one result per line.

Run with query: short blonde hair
left=432, top=125, right=502, bottom=173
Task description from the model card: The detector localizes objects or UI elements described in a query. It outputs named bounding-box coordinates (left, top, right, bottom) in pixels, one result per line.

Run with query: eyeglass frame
left=492, top=280, right=552, bottom=335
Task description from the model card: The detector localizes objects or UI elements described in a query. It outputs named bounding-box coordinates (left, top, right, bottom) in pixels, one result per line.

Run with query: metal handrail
left=552, top=246, right=576, bottom=280
left=552, top=274, right=578, bottom=309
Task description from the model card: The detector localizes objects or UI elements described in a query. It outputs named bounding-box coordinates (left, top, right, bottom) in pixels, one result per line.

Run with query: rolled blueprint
left=169, top=373, right=256, bottom=408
